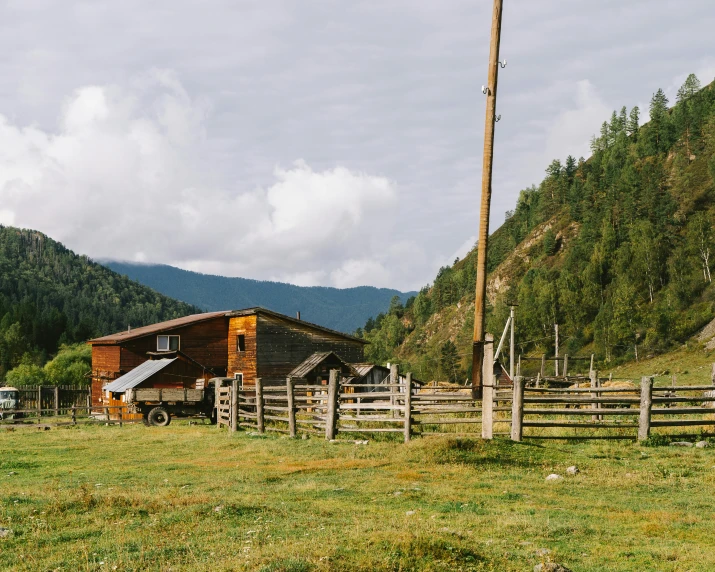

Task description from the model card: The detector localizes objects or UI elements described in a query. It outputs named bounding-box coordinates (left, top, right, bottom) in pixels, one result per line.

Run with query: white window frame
left=157, top=335, right=180, bottom=352
left=234, top=372, right=244, bottom=388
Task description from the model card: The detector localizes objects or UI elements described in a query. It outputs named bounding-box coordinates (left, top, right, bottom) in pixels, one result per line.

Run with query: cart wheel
left=147, top=407, right=171, bottom=427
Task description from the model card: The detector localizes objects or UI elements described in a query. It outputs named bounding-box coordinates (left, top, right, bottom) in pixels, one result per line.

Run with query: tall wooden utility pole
left=472, top=0, right=504, bottom=399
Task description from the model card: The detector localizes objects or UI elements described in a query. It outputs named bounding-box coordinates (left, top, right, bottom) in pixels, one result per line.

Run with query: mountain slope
left=103, top=261, right=415, bottom=333
left=360, top=74, right=715, bottom=381
left=0, top=227, right=199, bottom=379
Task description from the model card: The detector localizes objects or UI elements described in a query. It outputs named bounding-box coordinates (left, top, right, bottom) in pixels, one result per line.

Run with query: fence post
left=590, top=369, right=602, bottom=421
left=711, top=362, right=715, bottom=385
left=481, top=333, right=494, bottom=440
left=215, top=380, right=222, bottom=430
left=638, top=376, right=653, bottom=441
left=255, top=378, right=265, bottom=434
left=511, top=375, right=524, bottom=442
left=118, top=407, right=123, bottom=428
left=563, top=354, right=569, bottom=377
left=54, top=386, right=60, bottom=416
left=287, top=377, right=296, bottom=438
left=325, top=369, right=339, bottom=440
left=390, top=364, right=399, bottom=418
left=540, top=354, right=545, bottom=378
left=403, top=373, right=413, bottom=443
left=71, top=406, right=77, bottom=425
left=231, top=378, right=238, bottom=434
left=37, top=386, right=42, bottom=419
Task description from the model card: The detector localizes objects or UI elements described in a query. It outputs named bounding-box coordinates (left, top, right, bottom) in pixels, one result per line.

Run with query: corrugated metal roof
left=103, top=358, right=176, bottom=392
left=288, top=352, right=359, bottom=378
left=352, top=363, right=377, bottom=377
left=88, top=311, right=228, bottom=344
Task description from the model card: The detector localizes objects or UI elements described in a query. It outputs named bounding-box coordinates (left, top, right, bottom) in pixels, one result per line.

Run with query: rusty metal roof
left=288, top=352, right=359, bottom=378
left=103, top=358, right=176, bottom=392
left=87, top=311, right=228, bottom=344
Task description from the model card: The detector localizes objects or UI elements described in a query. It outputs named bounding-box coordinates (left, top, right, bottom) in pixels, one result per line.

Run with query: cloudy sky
left=1, top=1, right=714, bottom=291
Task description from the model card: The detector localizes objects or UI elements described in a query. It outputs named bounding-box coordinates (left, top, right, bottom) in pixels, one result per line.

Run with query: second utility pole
left=472, top=0, right=504, bottom=399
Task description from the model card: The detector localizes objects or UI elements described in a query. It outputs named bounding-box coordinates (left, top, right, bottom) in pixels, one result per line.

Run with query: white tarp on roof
left=103, top=358, right=176, bottom=393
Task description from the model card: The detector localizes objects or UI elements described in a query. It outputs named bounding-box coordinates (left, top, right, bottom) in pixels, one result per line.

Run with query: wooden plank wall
left=119, top=317, right=229, bottom=374
left=90, top=345, right=120, bottom=406
left=255, top=314, right=365, bottom=385
left=227, top=315, right=258, bottom=384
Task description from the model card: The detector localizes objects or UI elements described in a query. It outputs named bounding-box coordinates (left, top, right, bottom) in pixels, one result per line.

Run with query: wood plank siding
left=91, top=345, right=121, bottom=406
left=254, top=313, right=365, bottom=385
left=119, top=318, right=229, bottom=374
left=227, top=314, right=258, bottom=383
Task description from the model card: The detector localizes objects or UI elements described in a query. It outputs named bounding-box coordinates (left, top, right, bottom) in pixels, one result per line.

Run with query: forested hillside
left=104, top=261, right=415, bottom=333
left=0, top=228, right=199, bottom=381
left=360, top=74, right=715, bottom=382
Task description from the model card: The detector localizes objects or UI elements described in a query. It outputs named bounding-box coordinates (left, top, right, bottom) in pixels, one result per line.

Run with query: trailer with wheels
left=127, top=379, right=231, bottom=426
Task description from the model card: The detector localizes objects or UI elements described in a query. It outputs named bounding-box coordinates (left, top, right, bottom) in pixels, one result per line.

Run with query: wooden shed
left=101, top=352, right=209, bottom=418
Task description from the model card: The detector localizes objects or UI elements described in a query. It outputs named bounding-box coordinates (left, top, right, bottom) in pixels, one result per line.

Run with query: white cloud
left=331, top=259, right=392, bottom=289
left=0, top=74, right=421, bottom=289
left=0, top=210, right=15, bottom=226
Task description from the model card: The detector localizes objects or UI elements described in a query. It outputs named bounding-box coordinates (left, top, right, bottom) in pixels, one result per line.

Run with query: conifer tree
left=627, top=106, right=640, bottom=137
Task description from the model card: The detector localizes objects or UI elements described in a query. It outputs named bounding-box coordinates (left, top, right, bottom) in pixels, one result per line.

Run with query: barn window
left=236, top=334, right=246, bottom=352
left=234, top=372, right=244, bottom=385
left=157, top=335, right=180, bottom=351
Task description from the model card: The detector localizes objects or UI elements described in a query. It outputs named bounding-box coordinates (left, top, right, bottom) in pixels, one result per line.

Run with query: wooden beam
left=472, top=0, right=504, bottom=398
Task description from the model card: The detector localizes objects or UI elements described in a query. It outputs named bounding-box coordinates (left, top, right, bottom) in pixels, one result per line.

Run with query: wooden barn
left=88, top=307, right=369, bottom=408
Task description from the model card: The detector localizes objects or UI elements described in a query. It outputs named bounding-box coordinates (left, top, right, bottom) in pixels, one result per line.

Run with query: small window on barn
left=237, top=334, right=246, bottom=352
left=157, top=335, right=180, bottom=352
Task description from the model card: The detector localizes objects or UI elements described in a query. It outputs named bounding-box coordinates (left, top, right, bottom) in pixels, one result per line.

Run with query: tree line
left=0, top=227, right=199, bottom=384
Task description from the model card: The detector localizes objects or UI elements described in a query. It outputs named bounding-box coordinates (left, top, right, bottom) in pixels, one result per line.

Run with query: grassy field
left=3, top=423, right=715, bottom=571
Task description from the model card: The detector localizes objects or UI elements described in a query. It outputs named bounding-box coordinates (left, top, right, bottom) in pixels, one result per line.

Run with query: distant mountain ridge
left=103, top=261, right=416, bottom=333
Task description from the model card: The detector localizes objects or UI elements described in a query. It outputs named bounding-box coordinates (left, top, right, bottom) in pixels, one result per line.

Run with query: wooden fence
left=510, top=375, right=715, bottom=441
left=14, top=385, right=91, bottom=415
left=215, top=366, right=715, bottom=443
left=0, top=404, right=129, bottom=428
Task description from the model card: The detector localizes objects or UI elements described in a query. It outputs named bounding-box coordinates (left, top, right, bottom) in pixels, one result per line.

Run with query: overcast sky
left=1, top=1, right=714, bottom=291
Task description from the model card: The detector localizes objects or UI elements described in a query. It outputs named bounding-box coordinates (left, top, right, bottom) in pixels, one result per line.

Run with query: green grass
left=608, top=344, right=715, bottom=385
left=3, top=423, right=715, bottom=571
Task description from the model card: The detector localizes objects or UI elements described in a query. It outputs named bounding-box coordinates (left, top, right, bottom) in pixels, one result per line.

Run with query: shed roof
left=288, top=352, right=359, bottom=378
left=87, top=311, right=228, bottom=345
left=103, top=358, right=176, bottom=392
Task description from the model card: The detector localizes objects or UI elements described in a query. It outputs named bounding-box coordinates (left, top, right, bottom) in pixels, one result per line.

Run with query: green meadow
left=2, top=423, right=715, bottom=571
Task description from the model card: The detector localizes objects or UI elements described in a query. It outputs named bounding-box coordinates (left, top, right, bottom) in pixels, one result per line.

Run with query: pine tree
left=676, top=73, right=701, bottom=103
left=627, top=106, right=640, bottom=137
left=647, top=89, right=672, bottom=154
left=619, top=106, right=628, bottom=132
